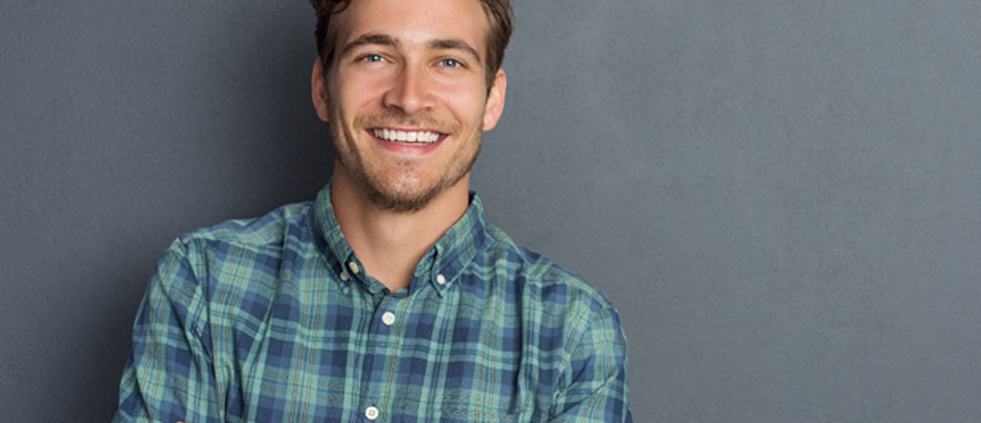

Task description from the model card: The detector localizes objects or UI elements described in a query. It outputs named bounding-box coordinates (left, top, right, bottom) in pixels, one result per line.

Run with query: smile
left=371, top=128, right=444, bottom=144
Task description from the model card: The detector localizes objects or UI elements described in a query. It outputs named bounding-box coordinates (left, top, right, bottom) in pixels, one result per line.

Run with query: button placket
left=359, top=291, right=405, bottom=417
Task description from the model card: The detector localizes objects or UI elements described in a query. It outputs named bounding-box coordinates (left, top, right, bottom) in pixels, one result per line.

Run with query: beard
left=329, top=109, right=482, bottom=213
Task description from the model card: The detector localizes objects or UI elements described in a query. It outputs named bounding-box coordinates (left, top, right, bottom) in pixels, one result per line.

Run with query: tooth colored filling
left=373, top=128, right=441, bottom=144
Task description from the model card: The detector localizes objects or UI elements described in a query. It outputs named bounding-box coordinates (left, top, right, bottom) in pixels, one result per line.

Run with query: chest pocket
left=436, top=392, right=530, bottom=422
left=431, top=359, right=531, bottom=422
left=439, top=406, right=527, bottom=422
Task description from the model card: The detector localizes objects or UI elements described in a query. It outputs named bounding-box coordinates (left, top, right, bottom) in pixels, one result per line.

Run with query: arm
left=548, top=301, right=632, bottom=422
left=113, top=240, right=222, bottom=423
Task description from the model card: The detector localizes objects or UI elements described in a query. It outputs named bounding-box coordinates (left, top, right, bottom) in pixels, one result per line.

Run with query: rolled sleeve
left=548, top=300, right=632, bottom=422
left=113, top=240, right=221, bottom=423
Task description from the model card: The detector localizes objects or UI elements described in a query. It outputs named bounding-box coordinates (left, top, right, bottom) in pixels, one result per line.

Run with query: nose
left=382, top=64, right=434, bottom=115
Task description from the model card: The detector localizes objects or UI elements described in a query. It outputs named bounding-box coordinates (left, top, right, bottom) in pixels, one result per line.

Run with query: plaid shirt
left=114, top=184, right=631, bottom=422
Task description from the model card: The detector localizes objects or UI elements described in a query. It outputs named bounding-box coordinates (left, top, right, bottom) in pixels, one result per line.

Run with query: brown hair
left=309, top=0, right=513, bottom=88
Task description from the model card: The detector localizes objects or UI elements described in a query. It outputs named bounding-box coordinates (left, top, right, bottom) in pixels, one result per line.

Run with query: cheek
left=438, top=82, right=487, bottom=120
left=335, top=70, right=393, bottom=107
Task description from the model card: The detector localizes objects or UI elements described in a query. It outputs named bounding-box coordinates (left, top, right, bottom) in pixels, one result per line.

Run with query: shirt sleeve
left=547, top=300, right=633, bottom=422
left=113, top=239, right=222, bottom=423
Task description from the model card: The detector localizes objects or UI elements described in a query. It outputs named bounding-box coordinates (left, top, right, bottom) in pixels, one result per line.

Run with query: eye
left=359, top=54, right=385, bottom=63
left=440, top=58, right=463, bottom=68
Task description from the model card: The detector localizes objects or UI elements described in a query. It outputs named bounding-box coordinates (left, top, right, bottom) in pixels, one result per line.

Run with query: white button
left=381, top=311, right=396, bottom=326
left=436, top=274, right=446, bottom=285
left=348, top=261, right=360, bottom=274
left=339, top=271, right=350, bottom=281
left=364, top=406, right=379, bottom=420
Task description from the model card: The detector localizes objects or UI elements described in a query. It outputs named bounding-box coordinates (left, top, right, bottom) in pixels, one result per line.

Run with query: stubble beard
left=329, top=109, right=482, bottom=214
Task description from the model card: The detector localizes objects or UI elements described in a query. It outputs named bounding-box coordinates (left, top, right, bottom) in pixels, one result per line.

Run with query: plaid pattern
left=114, top=184, right=631, bottom=422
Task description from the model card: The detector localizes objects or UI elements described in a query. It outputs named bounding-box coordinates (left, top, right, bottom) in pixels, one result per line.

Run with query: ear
left=311, top=58, right=331, bottom=123
left=482, top=68, right=507, bottom=131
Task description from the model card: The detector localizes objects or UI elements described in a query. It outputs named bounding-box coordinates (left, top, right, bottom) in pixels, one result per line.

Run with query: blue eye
left=441, top=58, right=461, bottom=68
left=361, top=54, right=384, bottom=63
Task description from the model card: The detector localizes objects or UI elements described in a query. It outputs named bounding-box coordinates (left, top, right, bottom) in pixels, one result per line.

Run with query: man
left=114, top=0, right=631, bottom=421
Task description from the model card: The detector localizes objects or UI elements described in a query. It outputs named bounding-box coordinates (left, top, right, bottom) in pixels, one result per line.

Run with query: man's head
left=309, top=0, right=511, bottom=213
left=310, top=0, right=512, bottom=89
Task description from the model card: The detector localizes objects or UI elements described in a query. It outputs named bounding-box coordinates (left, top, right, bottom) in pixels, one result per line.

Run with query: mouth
left=368, top=127, right=448, bottom=154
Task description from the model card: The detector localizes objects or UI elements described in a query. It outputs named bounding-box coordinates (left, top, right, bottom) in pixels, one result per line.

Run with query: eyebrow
left=429, top=38, right=482, bottom=65
left=339, top=33, right=483, bottom=65
left=340, top=33, right=399, bottom=57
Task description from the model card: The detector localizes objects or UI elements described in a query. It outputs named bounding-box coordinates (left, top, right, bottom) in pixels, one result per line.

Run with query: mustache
left=355, top=111, right=459, bottom=134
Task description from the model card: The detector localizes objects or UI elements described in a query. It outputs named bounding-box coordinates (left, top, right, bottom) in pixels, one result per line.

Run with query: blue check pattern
left=114, top=183, right=631, bottom=422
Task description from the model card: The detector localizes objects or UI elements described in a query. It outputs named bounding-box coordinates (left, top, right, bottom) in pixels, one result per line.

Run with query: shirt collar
left=310, top=182, right=490, bottom=296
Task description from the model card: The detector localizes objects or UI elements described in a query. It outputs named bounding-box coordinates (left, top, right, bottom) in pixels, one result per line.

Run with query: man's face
left=312, top=0, right=507, bottom=213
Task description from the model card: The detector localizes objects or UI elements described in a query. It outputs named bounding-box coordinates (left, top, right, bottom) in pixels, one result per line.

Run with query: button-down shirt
left=113, top=184, right=632, bottom=422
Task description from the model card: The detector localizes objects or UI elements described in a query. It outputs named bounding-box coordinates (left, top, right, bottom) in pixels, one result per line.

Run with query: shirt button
left=348, top=261, right=361, bottom=274
left=381, top=311, right=396, bottom=326
left=339, top=271, right=350, bottom=281
left=436, top=274, right=447, bottom=285
left=364, top=406, right=379, bottom=420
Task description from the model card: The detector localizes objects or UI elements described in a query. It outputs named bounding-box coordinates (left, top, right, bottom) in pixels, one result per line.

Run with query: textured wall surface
left=2, top=0, right=981, bottom=421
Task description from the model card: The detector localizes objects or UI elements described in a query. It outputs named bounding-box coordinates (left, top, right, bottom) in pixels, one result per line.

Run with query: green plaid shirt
left=114, top=184, right=631, bottom=422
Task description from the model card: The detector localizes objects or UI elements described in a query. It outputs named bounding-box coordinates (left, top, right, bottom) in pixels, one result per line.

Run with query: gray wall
left=2, top=0, right=979, bottom=421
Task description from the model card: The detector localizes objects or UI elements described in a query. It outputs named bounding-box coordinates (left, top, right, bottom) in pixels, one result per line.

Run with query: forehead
left=332, top=0, right=489, bottom=53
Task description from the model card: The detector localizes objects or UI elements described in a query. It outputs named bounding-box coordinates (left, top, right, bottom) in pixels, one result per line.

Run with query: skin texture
left=310, top=0, right=507, bottom=290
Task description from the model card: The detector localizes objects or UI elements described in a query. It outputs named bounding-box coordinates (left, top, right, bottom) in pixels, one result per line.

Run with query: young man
left=114, top=0, right=631, bottom=421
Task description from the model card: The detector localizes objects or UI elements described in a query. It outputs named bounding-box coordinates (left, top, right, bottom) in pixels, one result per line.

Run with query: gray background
left=2, top=0, right=980, bottom=421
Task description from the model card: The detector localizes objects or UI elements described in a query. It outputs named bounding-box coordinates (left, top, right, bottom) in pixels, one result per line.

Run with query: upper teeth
left=373, top=129, right=441, bottom=144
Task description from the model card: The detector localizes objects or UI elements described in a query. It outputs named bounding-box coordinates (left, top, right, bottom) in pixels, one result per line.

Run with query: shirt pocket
left=434, top=378, right=531, bottom=422
left=437, top=396, right=530, bottom=422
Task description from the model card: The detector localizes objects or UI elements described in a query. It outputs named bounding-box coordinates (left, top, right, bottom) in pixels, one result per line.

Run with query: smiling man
left=113, top=0, right=631, bottom=421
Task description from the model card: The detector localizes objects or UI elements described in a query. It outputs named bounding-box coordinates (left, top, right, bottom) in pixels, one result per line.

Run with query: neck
left=329, top=164, right=470, bottom=292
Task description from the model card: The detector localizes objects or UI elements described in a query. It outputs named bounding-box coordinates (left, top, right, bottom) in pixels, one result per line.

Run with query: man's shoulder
left=481, top=223, right=617, bottom=312
left=174, top=201, right=314, bottom=252
left=149, top=201, right=316, bottom=303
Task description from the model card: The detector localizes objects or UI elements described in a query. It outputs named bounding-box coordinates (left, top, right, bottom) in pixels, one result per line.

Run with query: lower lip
left=370, top=131, right=446, bottom=155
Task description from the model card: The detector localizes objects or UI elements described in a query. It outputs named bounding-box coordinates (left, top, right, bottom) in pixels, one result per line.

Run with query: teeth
left=372, top=128, right=441, bottom=144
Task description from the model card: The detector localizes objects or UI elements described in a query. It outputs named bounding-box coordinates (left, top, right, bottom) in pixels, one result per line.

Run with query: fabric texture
left=114, top=184, right=631, bottom=422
